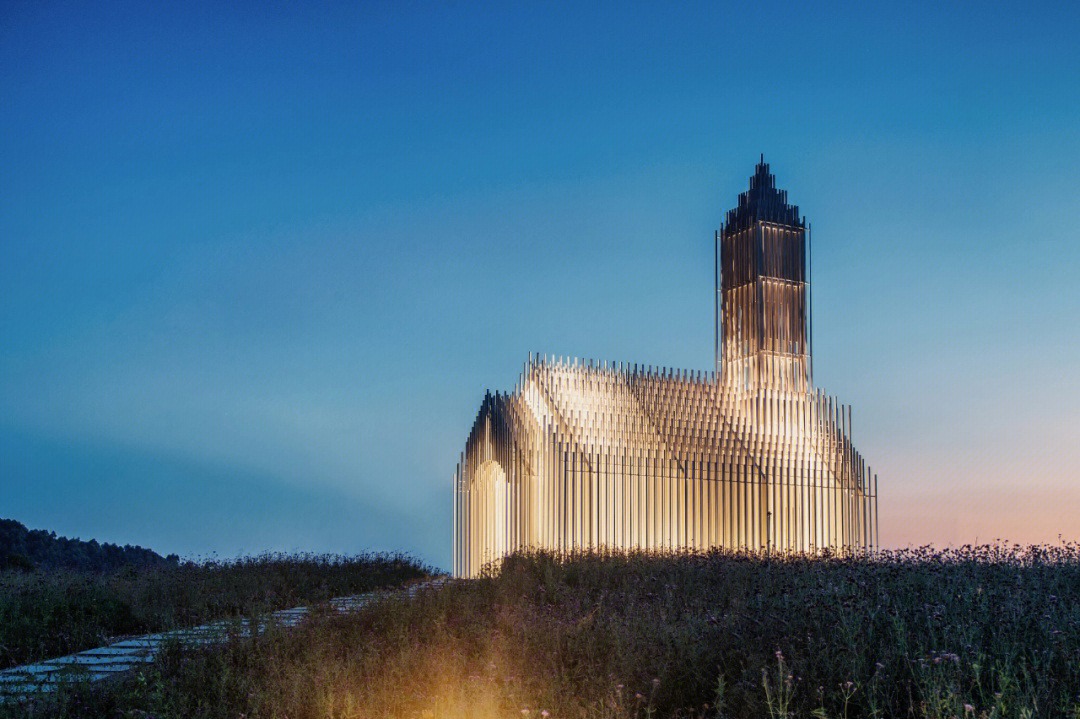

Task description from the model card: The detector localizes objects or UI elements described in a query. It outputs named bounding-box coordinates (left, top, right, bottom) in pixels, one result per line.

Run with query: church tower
left=716, top=157, right=811, bottom=393
left=454, top=160, right=878, bottom=577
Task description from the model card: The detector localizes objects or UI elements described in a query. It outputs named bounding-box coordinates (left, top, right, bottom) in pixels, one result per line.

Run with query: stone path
left=0, top=578, right=446, bottom=702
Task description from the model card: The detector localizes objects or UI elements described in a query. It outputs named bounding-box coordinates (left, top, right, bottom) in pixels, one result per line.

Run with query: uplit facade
left=453, top=160, right=878, bottom=577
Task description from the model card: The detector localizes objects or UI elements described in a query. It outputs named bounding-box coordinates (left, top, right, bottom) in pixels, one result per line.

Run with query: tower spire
left=718, top=159, right=810, bottom=393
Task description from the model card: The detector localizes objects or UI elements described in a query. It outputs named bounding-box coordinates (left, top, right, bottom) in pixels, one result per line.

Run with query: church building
left=453, top=160, right=878, bottom=578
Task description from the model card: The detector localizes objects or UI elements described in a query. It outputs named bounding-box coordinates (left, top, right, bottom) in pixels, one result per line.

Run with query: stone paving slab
left=65, top=647, right=147, bottom=657
left=0, top=578, right=446, bottom=703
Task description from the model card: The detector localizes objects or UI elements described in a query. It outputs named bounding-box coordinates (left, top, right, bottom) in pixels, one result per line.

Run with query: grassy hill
left=0, top=525, right=433, bottom=671
left=12, top=544, right=1080, bottom=719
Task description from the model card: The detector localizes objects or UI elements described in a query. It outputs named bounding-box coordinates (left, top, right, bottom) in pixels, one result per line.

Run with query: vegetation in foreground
left=9, top=543, right=1080, bottom=719
left=0, top=552, right=432, bottom=670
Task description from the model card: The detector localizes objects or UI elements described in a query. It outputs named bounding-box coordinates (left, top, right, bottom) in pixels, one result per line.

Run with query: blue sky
left=2, top=2, right=1078, bottom=569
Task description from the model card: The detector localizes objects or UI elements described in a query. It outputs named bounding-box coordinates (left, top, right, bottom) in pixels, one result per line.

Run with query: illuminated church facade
left=453, top=160, right=879, bottom=577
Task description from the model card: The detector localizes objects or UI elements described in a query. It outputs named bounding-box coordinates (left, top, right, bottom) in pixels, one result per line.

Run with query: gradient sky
left=2, top=2, right=1078, bottom=570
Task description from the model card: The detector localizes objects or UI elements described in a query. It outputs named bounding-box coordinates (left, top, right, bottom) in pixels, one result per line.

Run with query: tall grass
left=0, top=552, right=431, bottom=669
left=8, top=544, right=1080, bottom=719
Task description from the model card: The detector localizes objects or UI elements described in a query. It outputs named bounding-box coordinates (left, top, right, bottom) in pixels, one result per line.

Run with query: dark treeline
left=0, top=518, right=178, bottom=573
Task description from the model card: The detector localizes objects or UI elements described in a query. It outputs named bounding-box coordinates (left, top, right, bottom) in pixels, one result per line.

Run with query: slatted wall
left=453, top=160, right=879, bottom=578
left=454, top=358, right=878, bottom=577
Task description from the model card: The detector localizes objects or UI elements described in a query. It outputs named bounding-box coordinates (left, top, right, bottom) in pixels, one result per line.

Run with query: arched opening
left=475, top=459, right=510, bottom=571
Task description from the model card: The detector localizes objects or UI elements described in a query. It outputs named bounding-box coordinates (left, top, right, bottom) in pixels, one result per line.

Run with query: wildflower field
left=0, top=552, right=431, bottom=671
left=7, top=544, right=1080, bottom=719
